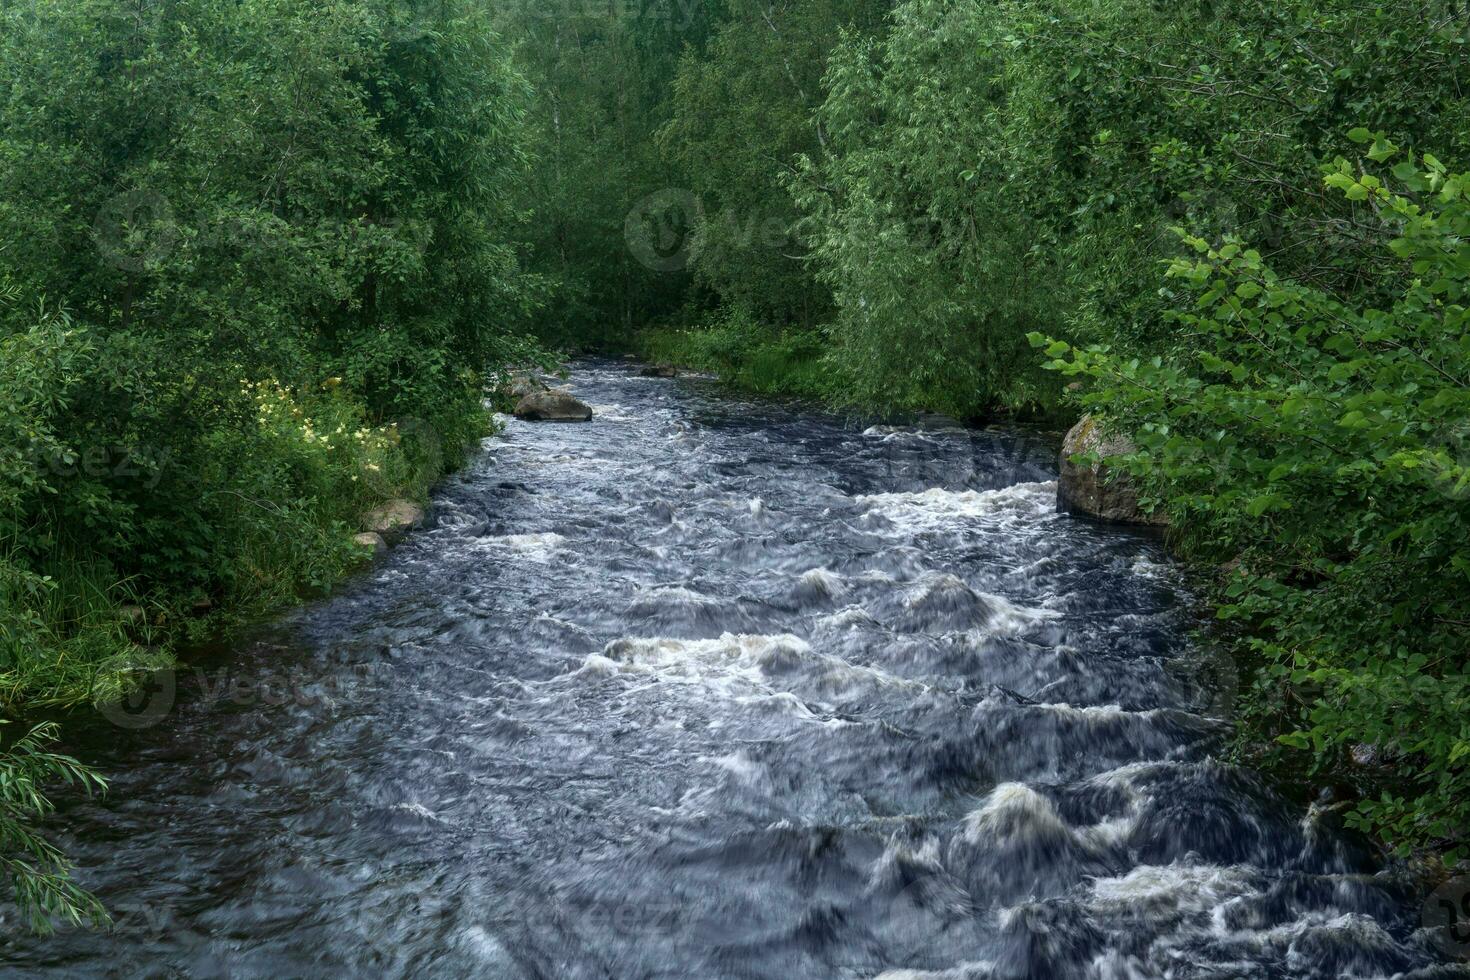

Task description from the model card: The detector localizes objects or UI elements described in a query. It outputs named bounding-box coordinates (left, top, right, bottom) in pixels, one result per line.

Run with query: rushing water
left=6, top=362, right=1464, bottom=979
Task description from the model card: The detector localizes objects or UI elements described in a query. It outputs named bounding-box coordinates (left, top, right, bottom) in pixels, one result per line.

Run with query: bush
left=640, top=306, right=847, bottom=402
left=791, top=0, right=1470, bottom=418
left=0, top=0, right=536, bottom=700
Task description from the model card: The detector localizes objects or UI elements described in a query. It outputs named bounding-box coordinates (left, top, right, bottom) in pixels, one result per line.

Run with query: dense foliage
left=493, top=0, right=728, bottom=345
left=1043, top=152, right=1470, bottom=857
left=659, top=0, right=889, bottom=329
left=0, top=0, right=539, bottom=922
left=779, top=0, right=1470, bottom=418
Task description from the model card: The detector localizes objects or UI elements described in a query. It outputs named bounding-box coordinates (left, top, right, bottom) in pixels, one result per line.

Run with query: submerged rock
left=1056, top=415, right=1166, bottom=527
left=639, top=364, right=678, bottom=378
left=514, top=389, right=593, bottom=422
left=364, top=499, right=425, bottom=543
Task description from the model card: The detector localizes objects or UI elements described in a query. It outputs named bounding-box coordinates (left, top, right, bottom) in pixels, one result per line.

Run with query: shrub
left=640, top=305, right=847, bottom=402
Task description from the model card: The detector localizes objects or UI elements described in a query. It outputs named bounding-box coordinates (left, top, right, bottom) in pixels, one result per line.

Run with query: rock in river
left=514, top=389, right=594, bottom=422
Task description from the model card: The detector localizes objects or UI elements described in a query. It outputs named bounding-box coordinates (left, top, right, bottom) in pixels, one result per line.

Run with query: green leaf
left=1245, top=493, right=1287, bottom=516
left=1367, top=139, right=1399, bottom=163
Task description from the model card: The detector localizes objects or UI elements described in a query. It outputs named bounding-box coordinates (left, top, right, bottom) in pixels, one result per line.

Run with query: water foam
left=856, top=482, right=1059, bottom=533
left=476, top=532, right=567, bottom=560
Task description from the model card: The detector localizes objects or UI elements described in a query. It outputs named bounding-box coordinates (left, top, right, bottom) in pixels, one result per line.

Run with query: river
left=5, top=362, right=1460, bottom=978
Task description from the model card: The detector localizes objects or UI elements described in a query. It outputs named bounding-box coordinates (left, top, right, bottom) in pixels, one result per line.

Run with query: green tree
left=659, top=0, right=889, bottom=329
left=496, top=0, right=727, bottom=346
left=0, top=0, right=541, bottom=926
left=791, top=0, right=1469, bottom=416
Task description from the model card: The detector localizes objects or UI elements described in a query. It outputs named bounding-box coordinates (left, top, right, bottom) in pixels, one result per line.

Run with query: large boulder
left=639, top=364, right=678, bottom=378
left=364, top=499, right=425, bottom=544
left=514, top=389, right=593, bottom=422
left=1057, top=415, right=1166, bottom=526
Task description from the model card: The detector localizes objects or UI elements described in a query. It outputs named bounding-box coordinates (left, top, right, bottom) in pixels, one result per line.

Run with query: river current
left=6, top=362, right=1464, bottom=978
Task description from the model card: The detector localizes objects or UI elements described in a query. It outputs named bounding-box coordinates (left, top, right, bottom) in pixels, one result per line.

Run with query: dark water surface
left=6, top=362, right=1463, bottom=978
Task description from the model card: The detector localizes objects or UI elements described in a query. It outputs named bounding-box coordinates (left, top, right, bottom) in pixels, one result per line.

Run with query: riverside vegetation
left=1, top=0, right=1467, bottom=932
left=0, top=0, right=541, bottom=929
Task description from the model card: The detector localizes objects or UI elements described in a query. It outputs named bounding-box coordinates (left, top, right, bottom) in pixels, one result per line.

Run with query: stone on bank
left=1056, top=415, right=1167, bottom=527
left=363, top=499, right=426, bottom=545
left=353, top=531, right=388, bottom=556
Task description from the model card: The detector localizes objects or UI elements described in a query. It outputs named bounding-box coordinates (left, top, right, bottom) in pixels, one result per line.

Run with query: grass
left=638, top=312, right=848, bottom=403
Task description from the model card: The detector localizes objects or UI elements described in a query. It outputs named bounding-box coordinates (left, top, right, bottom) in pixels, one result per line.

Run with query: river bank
left=1, top=395, right=498, bottom=933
